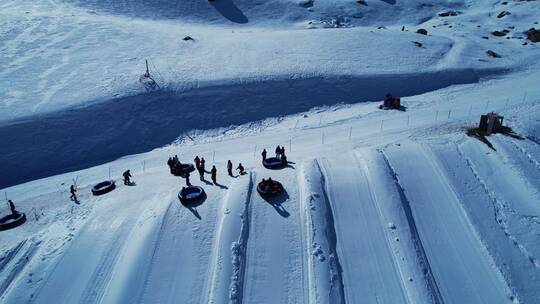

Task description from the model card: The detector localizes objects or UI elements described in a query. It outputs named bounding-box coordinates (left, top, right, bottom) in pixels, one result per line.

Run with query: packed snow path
left=319, top=154, right=409, bottom=303
left=384, top=141, right=512, bottom=304
left=242, top=166, right=306, bottom=303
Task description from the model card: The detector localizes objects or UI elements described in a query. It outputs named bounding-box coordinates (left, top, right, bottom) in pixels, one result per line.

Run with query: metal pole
left=435, top=111, right=439, bottom=121
left=485, top=100, right=490, bottom=110
left=213, top=151, right=216, bottom=162
left=407, top=115, right=410, bottom=126
left=289, top=138, right=292, bottom=152
left=348, top=126, right=353, bottom=139
left=468, top=105, right=472, bottom=117
left=143, top=160, right=146, bottom=174
left=380, top=120, right=384, bottom=132
left=108, top=167, right=111, bottom=180
left=447, top=109, right=452, bottom=119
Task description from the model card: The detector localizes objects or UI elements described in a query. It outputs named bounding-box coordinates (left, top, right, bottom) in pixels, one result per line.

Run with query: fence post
left=212, top=150, right=216, bottom=162
left=142, top=160, right=146, bottom=174
left=447, top=109, right=452, bottom=119
left=322, top=132, right=325, bottom=144
left=380, top=120, right=384, bottom=132
left=468, top=105, right=472, bottom=117
left=407, top=115, right=410, bottom=126
left=289, top=138, right=292, bottom=152
left=485, top=100, right=490, bottom=110
left=348, top=126, right=353, bottom=139
left=435, top=111, right=439, bottom=121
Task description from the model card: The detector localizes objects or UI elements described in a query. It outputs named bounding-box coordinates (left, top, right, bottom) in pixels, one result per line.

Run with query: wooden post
left=380, top=120, right=384, bottom=132
left=447, top=109, right=452, bottom=119
left=348, top=126, right=353, bottom=139
left=435, top=111, right=439, bottom=121
left=213, top=151, right=216, bottom=162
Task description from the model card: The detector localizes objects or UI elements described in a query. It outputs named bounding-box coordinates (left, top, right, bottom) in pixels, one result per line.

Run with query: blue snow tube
left=0, top=213, right=26, bottom=231
left=262, top=157, right=285, bottom=169
left=257, top=180, right=283, bottom=198
left=91, top=180, right=116, bottom=196
left=178, top=186, right=206, bottom=205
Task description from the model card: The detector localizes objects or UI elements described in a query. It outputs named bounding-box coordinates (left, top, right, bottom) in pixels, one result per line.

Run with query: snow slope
left=2, top=0, right=540, bottom=303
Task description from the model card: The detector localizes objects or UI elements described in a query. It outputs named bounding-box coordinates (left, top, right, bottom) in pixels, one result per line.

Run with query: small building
left=479, top=112, right=504, bottom=135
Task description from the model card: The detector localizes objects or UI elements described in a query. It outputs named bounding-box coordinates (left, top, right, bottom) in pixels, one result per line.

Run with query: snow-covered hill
left=1, top=0, right=540, bottom=303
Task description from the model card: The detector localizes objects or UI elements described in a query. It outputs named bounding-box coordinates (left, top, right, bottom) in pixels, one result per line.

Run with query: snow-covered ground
left=1, top=0, right=540, bottom=303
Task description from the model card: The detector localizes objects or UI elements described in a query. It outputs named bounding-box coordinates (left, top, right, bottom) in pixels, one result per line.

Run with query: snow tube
left=0, top=213, right=26, bottom=231
left=173, top=163, right=195, bottom=175
left=257, top=180, right=283, bottom=198
left=178, top=186, right=206, bottom=205
left=91, top=180, right=116, bottom=196
left=262, top=157, right=285, bottom=169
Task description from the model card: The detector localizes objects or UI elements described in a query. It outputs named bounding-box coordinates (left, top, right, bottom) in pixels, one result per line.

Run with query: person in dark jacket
left=261, top=149, right=267, bottom=161
left=185, top=170, right=190, bottom=186
left=200, top=157, right=206, bottom=172
left=275, top=145, right=281, bottom=157
left=198, top=164, right=205, bottom=180
left=194, top=156, right=201, bottom=170
left=70, top=185, right=77, bottom=201
left=123, top=170, right=132, bottom=185
left=8, top=200, right=17, bottom=215
left=227, top=160, right=233, bottom=176
left=211, top=165, right=217, bottom=184
left=280, top=146, right=286, bottom=157
left=237, top=163, right=245, bottom=175
left=281, top=153, right=288, bottom=165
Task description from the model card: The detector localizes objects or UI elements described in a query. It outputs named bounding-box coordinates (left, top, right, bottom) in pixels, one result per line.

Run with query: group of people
left=261, top=145, right=288, bottom=164
left=167, top=155, right=186, bottom=175
left=194, top=156, right=217, bottom=184
left=227, top=160, right=246, bottom=176
left=259, top=177, right=281, bottom=192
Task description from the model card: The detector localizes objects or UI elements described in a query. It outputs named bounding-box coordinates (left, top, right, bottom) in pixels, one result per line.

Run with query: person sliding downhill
left=123, top=170, right=132, bottom=185
left=237, top=163, right=245, bottom=175
left=227, top=160, right=233, bottom=176
left=211, top=166, right=217, bottom=184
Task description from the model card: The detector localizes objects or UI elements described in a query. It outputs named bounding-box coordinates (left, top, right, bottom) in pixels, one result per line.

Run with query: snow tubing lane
left=91, top=180, right=116, bottom=196
left=0, top=213, right=26, bottom=231
left=262, top=157, right=286, bottom=169
left=178, top=186, right=206, bottom=205
left=256, top=181, right=283, bottom=198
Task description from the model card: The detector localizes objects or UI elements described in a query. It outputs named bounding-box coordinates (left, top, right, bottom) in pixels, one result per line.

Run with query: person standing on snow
left=227, top=160, right=233, bottom=176
left=198, top=163, right=205, bottom=181
left=275, top=145, right=281, bottom=157
left=261, top=149, right=267, bottom=161
left=200, top=157, right=206, bottom=172
left=211, top=165, right=217, bottom=185
left=70, top=185, right=77, bottom=201
left=185, top=170, right=191, bottom=186
left=123, top=170, right=132, bottom=185
left=8, top=200, right=17, bottom=215
left=194, top=156, right=201, bottom=170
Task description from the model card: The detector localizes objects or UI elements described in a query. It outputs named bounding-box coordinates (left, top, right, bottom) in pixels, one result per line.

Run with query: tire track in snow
left=298, top=159, right=345, bottom=304
left=380, top=151, right=444, bottom=304
left=0, top=239, right=41, bottom=298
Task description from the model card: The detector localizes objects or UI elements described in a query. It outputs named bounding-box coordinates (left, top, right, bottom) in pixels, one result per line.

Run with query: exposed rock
left=486, top=50, right=501, bottom=58
left=497, top=11, right=511, bottom=18
left=416, top=28, right=428, bottom=35
left=438, top=11, right=459, bottom=17
left=182, top=36, right=194, bottom=41
left=526, top=28, right=540, bottom=43
left=412, top=41, right=423, bottom=47
left=492, top=30, right=509, bottom=37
